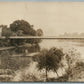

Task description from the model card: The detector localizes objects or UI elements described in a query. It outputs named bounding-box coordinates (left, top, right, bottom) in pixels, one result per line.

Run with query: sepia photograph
left=0, top=1, right=84, bottom=82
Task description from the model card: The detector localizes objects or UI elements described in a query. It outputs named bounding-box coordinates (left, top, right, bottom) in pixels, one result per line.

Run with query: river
left=12, top=39, right=84, bottom=81
left=39, top=39, right=84, bottom=78
left=39, top=39, right=84, bottom=59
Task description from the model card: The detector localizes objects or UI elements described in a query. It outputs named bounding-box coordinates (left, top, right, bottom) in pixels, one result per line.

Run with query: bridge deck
left=0, top=36, right=84, bottom=39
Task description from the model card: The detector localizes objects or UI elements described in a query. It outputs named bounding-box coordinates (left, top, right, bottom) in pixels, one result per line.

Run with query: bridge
left=0, top=36, right=84, bottom=40
left=0, top=36, right=84, bottom=51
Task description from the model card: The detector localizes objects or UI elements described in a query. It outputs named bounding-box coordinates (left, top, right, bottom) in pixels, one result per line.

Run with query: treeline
left=58, top=32, right=84, bottom=38
left=0, top=20, right=43, bottom=77
left=1, top=20, right=43, bottom=36
left=0, top=20, right=43, bottom=53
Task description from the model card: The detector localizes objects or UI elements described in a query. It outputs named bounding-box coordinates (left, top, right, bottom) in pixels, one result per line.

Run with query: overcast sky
left=0, top=2, right=84, bottom=36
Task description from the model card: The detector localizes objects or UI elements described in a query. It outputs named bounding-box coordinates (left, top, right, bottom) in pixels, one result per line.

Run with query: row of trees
left=58, top=32, right=84, bottom=38
left=0, top=20, right=43, bottom=53
left=1, top=20, right=43, bottom=36
left=0, top=20, right=43, bottom=75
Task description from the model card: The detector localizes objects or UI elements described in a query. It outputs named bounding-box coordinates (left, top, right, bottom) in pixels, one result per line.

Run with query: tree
left=2, top=28, right=12, bottom=37
left=10, top=20, right=36, bottom=36
left=36, top=47, right=64, bottom=81
left=64, top=48, right=80, bottom=81
left=35, top=29, right=43, bottom=43
left=9, top=20, right=43, bottom=53
left=36, top=29, right=43, bottom=36
left=0, top=25, right=12, bottom=37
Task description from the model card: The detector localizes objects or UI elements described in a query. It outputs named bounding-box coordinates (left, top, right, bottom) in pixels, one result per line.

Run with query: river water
left=12, top=39, right=84, bottom=81
left=39, top=39, right=84, bottom=59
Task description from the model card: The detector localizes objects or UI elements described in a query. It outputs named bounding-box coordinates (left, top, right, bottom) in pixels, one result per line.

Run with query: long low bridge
left=0, top=36, right=84, bottom=40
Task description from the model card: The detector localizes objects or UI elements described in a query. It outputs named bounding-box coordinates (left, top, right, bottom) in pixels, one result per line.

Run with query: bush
left=35, top=47, right=64, bottom=81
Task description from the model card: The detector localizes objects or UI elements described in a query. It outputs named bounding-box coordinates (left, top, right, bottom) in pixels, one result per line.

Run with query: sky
left=0, top=2, right=84, bottom=36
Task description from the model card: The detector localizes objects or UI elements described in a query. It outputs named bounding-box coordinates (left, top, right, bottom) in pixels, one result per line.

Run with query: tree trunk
left=45, top=59, right=48, bottom=81
left=60, top=67, right=63, bottom=75
left=46, top=68, right=48, bottom=82
left=55, top=70, right=59, bottom=77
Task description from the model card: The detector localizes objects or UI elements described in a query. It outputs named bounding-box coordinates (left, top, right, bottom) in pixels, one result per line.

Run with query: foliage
left=46, top=48, right=81, bottom=82
left=65, top=61, right=84, bottom=82
left=37, top=47, right=64, bottom=71
left=10, top=20, right=36, bottom=36
left=36, top=47, right=64, bottom=81
left=0, top=20, right=43, bottom=53
left=36, top=49, right=48, bottom=70
left=36, top=29, right=43, bottom=36
left=2, top=28, right=12, bottom=37
left=61, top=48, right=81, bottom=81
left=65, top=48, right=80, bottom=71
left=0, top=39, right=10, bottom=47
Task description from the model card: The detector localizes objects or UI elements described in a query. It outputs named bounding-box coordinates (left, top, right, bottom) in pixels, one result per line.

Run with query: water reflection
left=40, top=39, right=84, bottom=59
